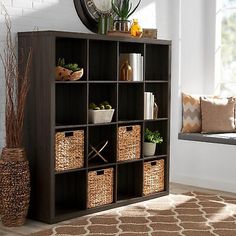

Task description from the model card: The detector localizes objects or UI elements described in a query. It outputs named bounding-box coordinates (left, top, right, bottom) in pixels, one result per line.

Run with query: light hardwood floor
left=1, top=182, right=236, bottom=236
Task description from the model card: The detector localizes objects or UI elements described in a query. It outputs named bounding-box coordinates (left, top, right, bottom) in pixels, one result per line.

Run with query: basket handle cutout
left=65, top=132, right=74, bottom=137
left=96, top=170, right=104, bottom=175
left=126, top=126, right=133, bottom=132
left=151, top=161, right=157, bottom=166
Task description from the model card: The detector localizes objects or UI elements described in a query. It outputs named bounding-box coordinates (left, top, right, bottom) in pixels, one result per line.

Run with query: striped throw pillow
left=182, top=93, right=201, bottom=133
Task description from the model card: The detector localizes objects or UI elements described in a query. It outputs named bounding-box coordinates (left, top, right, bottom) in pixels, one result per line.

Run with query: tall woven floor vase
left=0, top=148, right=30, bottom=227
left=0, top=159, right=2, bottom=216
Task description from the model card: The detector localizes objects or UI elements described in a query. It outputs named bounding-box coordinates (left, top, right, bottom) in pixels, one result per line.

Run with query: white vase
left=143, top=142, right=156, bottom=156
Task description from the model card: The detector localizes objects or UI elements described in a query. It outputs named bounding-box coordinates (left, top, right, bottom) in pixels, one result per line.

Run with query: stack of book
left=144, top=92, right=155, bottom=119
left=120, top=53, right=143, bottom=81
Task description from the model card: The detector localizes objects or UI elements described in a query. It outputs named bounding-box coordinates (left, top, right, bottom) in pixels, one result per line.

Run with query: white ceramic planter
left=143, top=142, right=156, bottom=156
left=89, top=109, right=115, bottom=124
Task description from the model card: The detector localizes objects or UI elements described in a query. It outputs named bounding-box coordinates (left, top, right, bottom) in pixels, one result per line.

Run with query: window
left=220, top=0, right=236, bottom=96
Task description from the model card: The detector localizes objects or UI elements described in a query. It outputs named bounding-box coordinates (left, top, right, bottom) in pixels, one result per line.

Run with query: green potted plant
left=89, top=101, right=115, bottom=124
left=112, top=0, right=141, bottom=32
left=144, top=128, right=163, bottom=156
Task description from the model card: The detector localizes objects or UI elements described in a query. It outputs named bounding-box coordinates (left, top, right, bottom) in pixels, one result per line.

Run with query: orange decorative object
left=130, top=19, right=143, bottom=37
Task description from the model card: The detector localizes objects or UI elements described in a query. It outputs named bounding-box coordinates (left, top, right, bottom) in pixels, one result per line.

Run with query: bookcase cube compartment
left=145, top=82, right=169, bottom=119
left=55, top=171, right=87, bottom=216
left=118, top=83, right=144, bottom=121
left=117, top=162, right=143, bottom=201
left=56, top=37, right=87, bottom=81
left=89, top=40, right=117, bottom=81
left=89, top=83, right=117, bottom=123
left=145, top=44, right=170, bottom=81
left=144, top=120, right=168, bottom=156
left=56, top=83, right=87, bottom=125
left=119, top=42, right=144, bottom=82
left=88, top=125, right=116, bottom=167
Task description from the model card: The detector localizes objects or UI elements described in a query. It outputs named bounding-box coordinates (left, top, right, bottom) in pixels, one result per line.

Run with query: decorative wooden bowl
left=55, top=66, right=83, bottom=81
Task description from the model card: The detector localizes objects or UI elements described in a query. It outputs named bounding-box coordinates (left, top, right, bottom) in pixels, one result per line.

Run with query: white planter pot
left=89, top=109, right=115, bottom=124
left=143, top=142, right=156, bottom=156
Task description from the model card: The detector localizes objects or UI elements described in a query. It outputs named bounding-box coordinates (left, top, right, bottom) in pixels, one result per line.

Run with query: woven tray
left=143, top=159, right=165, bottom=195
left=87, top=168, right=113, bottom=208
left=117, top=125, right=141, bottom=162
left=55, top=130, right=84, bottom=172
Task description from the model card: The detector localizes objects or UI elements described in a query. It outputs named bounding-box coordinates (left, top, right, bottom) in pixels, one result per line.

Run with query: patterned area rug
left=30, top=191, right=236, bottom=236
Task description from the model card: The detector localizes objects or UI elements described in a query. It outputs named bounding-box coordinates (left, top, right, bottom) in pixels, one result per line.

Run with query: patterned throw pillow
left=182, top=93, right=201, bottom=133
left=201, top=97, right=235, bottom=133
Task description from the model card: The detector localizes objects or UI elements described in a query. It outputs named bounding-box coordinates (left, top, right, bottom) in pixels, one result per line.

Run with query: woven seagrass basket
left=0, top=159, right=2, bottom=216
left=143, top=159, right=165, bottom=196
left=0, top=148, right=30, bottom=226
left=117, top=125, right=141, bottom=162
left=55, top=130, right=84, bottom=172
left=87, top=168, right=113, bottom=208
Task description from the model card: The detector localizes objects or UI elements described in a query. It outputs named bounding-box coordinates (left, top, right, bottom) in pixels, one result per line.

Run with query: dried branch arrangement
left=0, top=7, right=32, bottom=148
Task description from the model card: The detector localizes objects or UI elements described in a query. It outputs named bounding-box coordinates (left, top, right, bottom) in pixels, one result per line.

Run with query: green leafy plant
left=57, top=58, right=81, bottom=72
left=64, top=63, right=81, bottom=72
left=89, top=101, right=113, bottom=110
left=57, top=58, right=65, bottom=67
left=112, top=0, right=141, bottom=20
left=144, top=128, right=163, bottom=144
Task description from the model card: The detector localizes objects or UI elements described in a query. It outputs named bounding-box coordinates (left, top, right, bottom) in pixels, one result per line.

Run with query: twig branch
left=1, top=5, right=32, bottom=149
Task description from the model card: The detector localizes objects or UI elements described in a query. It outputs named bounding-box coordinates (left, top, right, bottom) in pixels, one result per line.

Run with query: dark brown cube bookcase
left=18, top=31, right=171, bottom=224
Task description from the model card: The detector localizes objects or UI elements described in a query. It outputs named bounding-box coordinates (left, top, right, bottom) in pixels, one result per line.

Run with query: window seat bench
left=178, top=132, right=236, bottom=145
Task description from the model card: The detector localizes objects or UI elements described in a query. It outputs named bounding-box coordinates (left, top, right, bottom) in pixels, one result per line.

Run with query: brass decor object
left=87, top=168, right=114, bottom=208
left=120, top=60, right=132, bottom=81
left=0, top=148, right=30, bottom=226
left=117, top=125, right=141, bottom=162
left=55, top=130, right=84, bottom=172
left=143, top=159, right=165, bottom=196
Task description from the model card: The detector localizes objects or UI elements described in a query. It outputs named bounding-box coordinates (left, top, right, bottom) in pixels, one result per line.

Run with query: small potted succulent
left=89, top=101, right=115, bottom=124
left=55, top=58, right=83, bottom=81
left=144, top=128, right=163, bottom=156
left=112, top=0, right=141, bottom=32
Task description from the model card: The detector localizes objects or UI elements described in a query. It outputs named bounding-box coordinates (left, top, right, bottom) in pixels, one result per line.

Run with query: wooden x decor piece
left=88, top=140, right=108, bottom=163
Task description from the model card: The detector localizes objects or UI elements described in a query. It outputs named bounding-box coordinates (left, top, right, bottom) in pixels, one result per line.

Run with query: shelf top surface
left=18, top=30, right=172, bottom=45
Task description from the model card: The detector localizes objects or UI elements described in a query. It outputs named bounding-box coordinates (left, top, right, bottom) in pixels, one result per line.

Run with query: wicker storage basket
left=87, top=168, right=113, bottom=208
left=143, top=159, right=165, bottom=196
left=117, top=125, right=141, bottom=162
left=55, top=130, right=84, bottom=172
left=0, top=148, right=30, bottom=226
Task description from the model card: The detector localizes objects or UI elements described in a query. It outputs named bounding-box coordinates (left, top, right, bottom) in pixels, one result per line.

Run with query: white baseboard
left=171, top=174, right=236, bottom=194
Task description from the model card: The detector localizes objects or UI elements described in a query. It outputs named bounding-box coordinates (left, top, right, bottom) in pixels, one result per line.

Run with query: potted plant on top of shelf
left=112, top=0, right=141, bottom=32
left=144, top=128, right=163, bottom=156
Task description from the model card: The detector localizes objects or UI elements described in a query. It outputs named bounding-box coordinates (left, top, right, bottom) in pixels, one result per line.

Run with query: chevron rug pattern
left=30, top=191, right=236, bottom=236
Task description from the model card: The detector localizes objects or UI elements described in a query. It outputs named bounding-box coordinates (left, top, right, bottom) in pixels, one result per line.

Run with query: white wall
left=170, top=0, right=236, bottom=193
left=1, top=0, right=235, bottom=193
